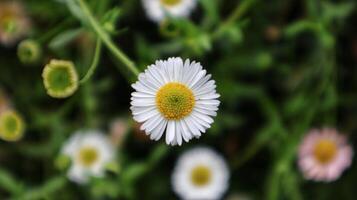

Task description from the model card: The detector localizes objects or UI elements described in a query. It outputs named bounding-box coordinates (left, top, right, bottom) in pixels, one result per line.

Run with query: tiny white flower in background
left=130, top=57, right=220, bottom=146
left=61, top=130, right=115, bottom=184
left=142, top=0, right=197, bottom=23
left=298, top=128, right=353, bottom=182
left=172, top=147, right=229, bottom=200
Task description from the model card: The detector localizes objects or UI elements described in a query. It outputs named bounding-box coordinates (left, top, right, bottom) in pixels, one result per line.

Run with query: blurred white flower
left=0, top=1, right=30, bottom=46
left=130, top=57, right=220, bottom=146
left=298, top=128, right=353, bottom=182
left=61, top=130, right=115, bottom=184
left=172, top=147, right=229, bottom=200
left=141, top=0, right=197, bottom=23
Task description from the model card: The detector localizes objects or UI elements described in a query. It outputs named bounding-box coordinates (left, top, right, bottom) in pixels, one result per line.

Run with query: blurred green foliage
left=0, top=0, right=357, bottom=199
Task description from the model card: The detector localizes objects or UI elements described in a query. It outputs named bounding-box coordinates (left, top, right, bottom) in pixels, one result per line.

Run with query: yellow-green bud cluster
left=0, top=110, right=25, bottom=142
left=17, top=39, right=42, bottom=64
left=42, top=60, right=79, bottom=98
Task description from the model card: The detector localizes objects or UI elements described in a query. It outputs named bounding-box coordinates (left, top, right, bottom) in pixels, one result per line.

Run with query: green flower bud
left=0, top=110, right=25, bottom=142
left=42, top=60, right=79, bottom=98
left=105, top=161, right=120, bottom=174
left=159, top=19, right=180, bottom=38
left=17, top=39, right=42, bottom=64
left=55, top=154, right=71, bottom=171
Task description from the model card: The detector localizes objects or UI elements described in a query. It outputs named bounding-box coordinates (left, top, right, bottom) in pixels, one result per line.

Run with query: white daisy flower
left=172, top=147, right=230, bottom=200
left=130, top=57, right=220, bottom=146
left=142, top=0, right=197, bottom=23
left=61, top=130, right=115, bottom=184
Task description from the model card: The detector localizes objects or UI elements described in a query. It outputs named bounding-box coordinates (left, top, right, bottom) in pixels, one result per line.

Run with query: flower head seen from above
left=17, top=39, right=42, bottom=64
left=61, top=130, right=115, bottom=184
left=42, top=59, right=79, bottom=98
left=172, top=147, right=229, bottom=200
left=298, top=128, right=353, bottom=182
left=0, top=1, right=30, bottom=46
left=0, top=110, right=25, bottom=142
left=130, top=57, right=220, bottom=146
left=142, top=0, right=197, bottom=23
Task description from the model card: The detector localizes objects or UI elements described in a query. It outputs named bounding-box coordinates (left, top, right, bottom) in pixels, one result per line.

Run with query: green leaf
left=0, top=168, right=25, bottom=195
left=48, top=28, right=83, bottom=50
left=19, top=176, right=67, bottom=200
left=122, top=163, right=148, bottom=184
left=101, top=7, right=122, bottom=35
left=321, top=2, right=355, bottom=26
left=148, top=144, right=169, bottom=166
left=65, top=0, right=86, bottom=23
left=199, top=0, right=220, bottom=27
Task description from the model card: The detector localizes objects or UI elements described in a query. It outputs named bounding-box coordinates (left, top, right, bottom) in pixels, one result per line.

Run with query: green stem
left=37, top=18, right=75, bottom=44
left=213, top=0, right=258, bottom=38
left=77, top=0, right=140, bottom=77
left=79, top=38, right=102, bottom=84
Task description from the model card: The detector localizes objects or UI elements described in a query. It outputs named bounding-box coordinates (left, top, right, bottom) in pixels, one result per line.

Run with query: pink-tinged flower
left=0, top=88, right=12, bottom=114
left=109, top=118, right=129, bottom=146
left=0, top=1, right=31, bottom=46
left=298, top=128, right=353, bottom=182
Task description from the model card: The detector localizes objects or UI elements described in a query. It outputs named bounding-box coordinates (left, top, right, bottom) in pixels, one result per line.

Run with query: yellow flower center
left=190, top=165, right=212, bottom=187
left=156, top=83, right=195, bottom=120
left=313, top=139, right=337, bottom=164
left=78, top=146, right=99, bottom=167
left=160, top=0, right=182, bottom=7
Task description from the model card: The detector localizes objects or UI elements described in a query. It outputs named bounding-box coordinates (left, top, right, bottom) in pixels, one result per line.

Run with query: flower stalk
left=212, top=0, right=258, bottom=38
left=79, top=38, right=102, bottom=84
left=76, top=0, right=140, bottom=77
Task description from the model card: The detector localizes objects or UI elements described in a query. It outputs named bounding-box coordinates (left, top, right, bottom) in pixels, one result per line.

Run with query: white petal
left=192, top=74, right=211, bottom=90
left=179, top=120, right=192, bottom=142
left=196, top=93, right=220, bottom=100
left=183, top=62, right=201, bottom=86
left=194, top=107, right=217, bottom=116
left=193, top=80, right=216, bottom=95
left=187, top=115, right=205, bottom=133
left=195, top=104, right=219, bottom=111
left=131, top=106, right=156, bottom=115
left=155, top=61, right=170, bottom=83
left=184, top=117, right=201, bottom=137
left=192, top=110, right=214, bottom=124
left=151, top=119, right=168, bottom=141
left=133, top=109, right=160, bottom=122
left=175, top=121, right=182, bottom=146
left=131, top=92, right=155, bottom=98
left=167, top=58, right=175, bottom=82
left=148, top=65, right=165, bottom=85
left=131, top=98, right=156, bottom=106
left=67, top=165, right=87, bottom=184
left=141, top=114, right=163, bottom=132
left=165, top=121, right=176, bottom=144
left=132, top=82, right=156, bottom=95
left=191, top=114, right=211, bottom=129
left=196, top=99, right=220, bottom=106
left=188, top=70, right=206, bottom=88
left=174, top=58, right=183, bottom=82
left=145, top=66, right=162, bottom=87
